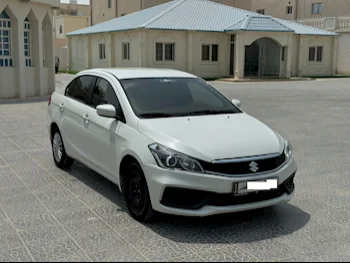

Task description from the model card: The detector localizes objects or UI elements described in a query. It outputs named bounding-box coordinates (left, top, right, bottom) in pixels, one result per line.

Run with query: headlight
left=284, top=140, right=293, bottom=160
left=148, top=143, right=204, bottom=173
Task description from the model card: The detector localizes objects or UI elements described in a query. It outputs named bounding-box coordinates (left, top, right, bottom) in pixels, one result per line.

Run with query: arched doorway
left=244, top=37, right=281, bottom=77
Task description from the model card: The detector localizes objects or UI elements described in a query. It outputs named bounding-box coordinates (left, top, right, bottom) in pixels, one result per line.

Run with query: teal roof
left=67, top=0, right=337, bottom=36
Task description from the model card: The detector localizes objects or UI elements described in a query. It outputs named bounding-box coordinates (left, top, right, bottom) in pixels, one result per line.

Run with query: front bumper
left=143, top=157, right=297, bottom=217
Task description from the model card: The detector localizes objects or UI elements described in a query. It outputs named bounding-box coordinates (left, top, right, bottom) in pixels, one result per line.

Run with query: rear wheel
left=125, top=162, right=155, bottom=222
left=52, top=129, right=74, bottom=170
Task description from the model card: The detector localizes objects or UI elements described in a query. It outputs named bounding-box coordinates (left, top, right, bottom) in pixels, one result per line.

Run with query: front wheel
left=125, top=162, right=155, bottom=222
left=52, top=129, right=74, bottom=170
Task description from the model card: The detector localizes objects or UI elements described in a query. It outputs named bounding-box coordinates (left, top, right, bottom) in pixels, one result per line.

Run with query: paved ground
left=1, top=77, right=350, bottom=262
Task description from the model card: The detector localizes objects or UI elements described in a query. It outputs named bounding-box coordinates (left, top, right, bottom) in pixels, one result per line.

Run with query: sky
left=60, top=0, right=90, bottom=5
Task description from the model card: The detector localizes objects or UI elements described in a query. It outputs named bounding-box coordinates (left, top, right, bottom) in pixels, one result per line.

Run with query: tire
left=125, top=162, right=155, bottom=222
left=51, top=128, right=74, bottom=170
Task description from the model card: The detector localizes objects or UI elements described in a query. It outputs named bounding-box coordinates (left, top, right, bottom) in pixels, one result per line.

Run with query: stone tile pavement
left=0, top=77, right=350, bottom=261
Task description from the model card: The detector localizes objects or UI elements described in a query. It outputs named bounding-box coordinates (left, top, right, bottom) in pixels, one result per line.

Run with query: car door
left=59, top=75, right=96, bottom=163
left=83, top=77, right=124, bottom=178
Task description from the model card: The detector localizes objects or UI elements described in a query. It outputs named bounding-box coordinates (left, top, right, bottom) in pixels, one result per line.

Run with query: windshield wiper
left=139, top=112, right=174, bottom=118
left=186, top=110, right=234, bottom=116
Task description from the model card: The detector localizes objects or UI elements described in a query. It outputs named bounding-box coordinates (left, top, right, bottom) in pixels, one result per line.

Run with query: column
left=187, top=32, right=193, bottom=72
left=234, top=34, right=244, bottom=79
left=286, top=35, right=293, bottom=78
left=332, top=36, right=338, bottom=75
left=85, top=35, right=91, bottom=69
left=67, top=36, right=72, bottom=71
left=44, top=21, right=55, bottom=94
left=14, top=19, right=26, bottom=98
left=138, top=31, right=146, bottom=67
left=107, top=34, right=113, bottom=68
left=298, top=37, right=304, bottom=77
left=33, top=21, right=44, bottom=96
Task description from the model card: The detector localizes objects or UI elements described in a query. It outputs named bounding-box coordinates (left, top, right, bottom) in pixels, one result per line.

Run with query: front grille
left=160, top=173, right=295, bottom=210
left=199, top=153, right=286, bottom=176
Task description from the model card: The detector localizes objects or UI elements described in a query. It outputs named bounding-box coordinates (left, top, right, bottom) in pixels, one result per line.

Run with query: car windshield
left=119, top=78, right=242, bottom=118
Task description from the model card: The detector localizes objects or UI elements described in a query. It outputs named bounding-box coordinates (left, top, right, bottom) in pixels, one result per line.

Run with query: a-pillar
left=286, top=35, right=293, bottom=78
left=234, top=34, right=244, bottom=79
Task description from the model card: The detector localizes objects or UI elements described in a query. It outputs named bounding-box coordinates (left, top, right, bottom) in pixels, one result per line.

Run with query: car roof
left=79, top=68, right=198, bottom=80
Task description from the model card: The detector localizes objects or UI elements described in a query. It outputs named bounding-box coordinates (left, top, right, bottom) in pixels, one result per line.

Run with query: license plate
left=233, top=179, right=278, bottom=196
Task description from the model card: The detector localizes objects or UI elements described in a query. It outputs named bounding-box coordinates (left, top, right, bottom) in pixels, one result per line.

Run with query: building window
left=24, top=17, right=32, bottom=67
left=257, top=9, right=265, bottom=14
left=59, top=25, right=63, bottom=34
left=287, top=6, right=293, bottom=14
left=108, top=0, right=112, bottom=9
left=99, top=43, right=106, bottom=60
left=155, top=43, right=175, bottom=61
left=0, top=10, right=12, bottom=67
left=309, top=46, right=323, bottom=62
left=281, top=47, right=286, bottom=61
left=201, top=44, right=219, bottom=62
left=122, top=43, right=130, bottom=60
left=312, top=3, right=322, bottom=14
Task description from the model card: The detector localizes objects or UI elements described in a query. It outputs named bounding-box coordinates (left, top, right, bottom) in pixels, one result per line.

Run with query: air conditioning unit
left=324, top=17, right=336, bottom=30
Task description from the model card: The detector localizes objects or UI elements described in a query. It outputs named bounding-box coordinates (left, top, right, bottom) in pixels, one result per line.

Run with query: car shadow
left=65, top=161, right=310, bottom=245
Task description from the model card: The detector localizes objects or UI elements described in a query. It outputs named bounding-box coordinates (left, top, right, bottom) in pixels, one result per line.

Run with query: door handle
left=60, top=103, right=64, bottom=112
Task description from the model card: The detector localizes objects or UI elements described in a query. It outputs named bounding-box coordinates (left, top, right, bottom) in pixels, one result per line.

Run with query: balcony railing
left=296, top=15, right=350, bottom=31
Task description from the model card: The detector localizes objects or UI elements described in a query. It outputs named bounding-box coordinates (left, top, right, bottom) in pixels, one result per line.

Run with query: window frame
left=312, top=3, right=322, bottom=15
left=65, top=75, right=97, bottom=105
left=90, top=77, right=126, bottom=123
left=281, top=46, right=286, bottom=61
left=308, top=46, right=323, bottom=62
left=257, top=9, right=265, bottom=14
left=155, top=42, right=175, bottom=62
left=99, top=43, right=106, bottom=60
left=286, top=6, right=293, bottom=14
left=122, top=42, right=130, bottom=61
left=108, top=0, right=112, bottom=9
left=24, top=18, right=32, bottom=67
left=0, top=10, right=13, bottom=67
left=201, top=44, right=219, bottom=62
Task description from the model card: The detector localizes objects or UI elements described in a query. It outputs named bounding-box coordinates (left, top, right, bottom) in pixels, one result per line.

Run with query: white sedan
left=48, top=68, right=297, bottom=222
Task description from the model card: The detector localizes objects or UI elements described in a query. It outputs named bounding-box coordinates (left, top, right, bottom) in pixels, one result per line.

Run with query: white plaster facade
left=0, top=0, right=58, bottom=100
left=68, top=29, right=337, bottom=79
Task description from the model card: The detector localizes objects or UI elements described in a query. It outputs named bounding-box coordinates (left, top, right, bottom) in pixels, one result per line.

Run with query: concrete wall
left=0, top=0, right=55, bottom=100
left=251, top=0, right=350, bottom=20
left=91, top=0, right=117, bottom=25
left=337, top=32, right=350, bottom=75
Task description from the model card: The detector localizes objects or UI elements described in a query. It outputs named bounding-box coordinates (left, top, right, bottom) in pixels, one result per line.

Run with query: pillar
left=286, top=35, right=293, bottom=78
left=67, top=36, right=73, bottom=71
left=107, top=34, right=113, bottom=68
left=32, top=20, right=44, bottom=96
left=234, top=34, right=244, bottom=79
left=138, top=31, right=146, bottom=68
left=85, top=35, right=91, bottom=69
left=14, top=18, right=26, bottom=98
left=187, top=32, right=193, bottom=72
left=298, top=37, right=304, bottom=77
left=332, top=36, right=338, bottom=75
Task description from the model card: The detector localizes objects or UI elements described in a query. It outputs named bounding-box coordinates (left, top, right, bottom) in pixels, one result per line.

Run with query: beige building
left=90, top=0, right=252, bottom=25
left=68, top=0, right=337, bottom=79
left=0, top=0, right=58, bottom=100
left=251, top=0, right=350, bottom=20
left=54, top=3, right=90, bottom=71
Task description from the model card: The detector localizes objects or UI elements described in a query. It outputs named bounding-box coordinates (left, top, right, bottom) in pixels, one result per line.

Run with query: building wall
left=251, top=0, right=350, bottom=20
left=337, top=33, right=350, bottom=74
left=57, top=3, right=90, bottom=16
left=299, top=35, right=334, bottom=76
left=91, top=0, right=117, bottom=25
left=0, top=0, right=55, bottom=100
left=118, top=0, right=142, bottom=16
left=114, top=31, right=140, bottom=67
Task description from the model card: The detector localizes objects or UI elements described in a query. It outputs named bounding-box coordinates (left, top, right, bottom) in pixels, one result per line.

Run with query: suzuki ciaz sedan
left=48, top=68, right=297, bottom=222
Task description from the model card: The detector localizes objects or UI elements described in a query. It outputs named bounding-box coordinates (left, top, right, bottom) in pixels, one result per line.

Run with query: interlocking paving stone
left=1, top=79, right=350, bottom=261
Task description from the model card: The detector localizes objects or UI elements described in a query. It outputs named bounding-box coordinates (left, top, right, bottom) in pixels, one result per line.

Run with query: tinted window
left=65, top=79, right=76, bottom=97
left=72, top=76, right=96, bottom=104
left=119, top=78, right=241, bottom=118
left=91, top=78, right=120, bottom=109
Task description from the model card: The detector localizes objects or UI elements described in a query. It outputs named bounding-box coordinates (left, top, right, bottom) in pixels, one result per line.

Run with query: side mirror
left=96, top=104, right=116, bottom=118
left=232, top=99, right=242, bottom=108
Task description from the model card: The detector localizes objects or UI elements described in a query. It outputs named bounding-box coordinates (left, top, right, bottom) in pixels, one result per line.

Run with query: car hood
left=137, top=113, right=284, bottom=162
